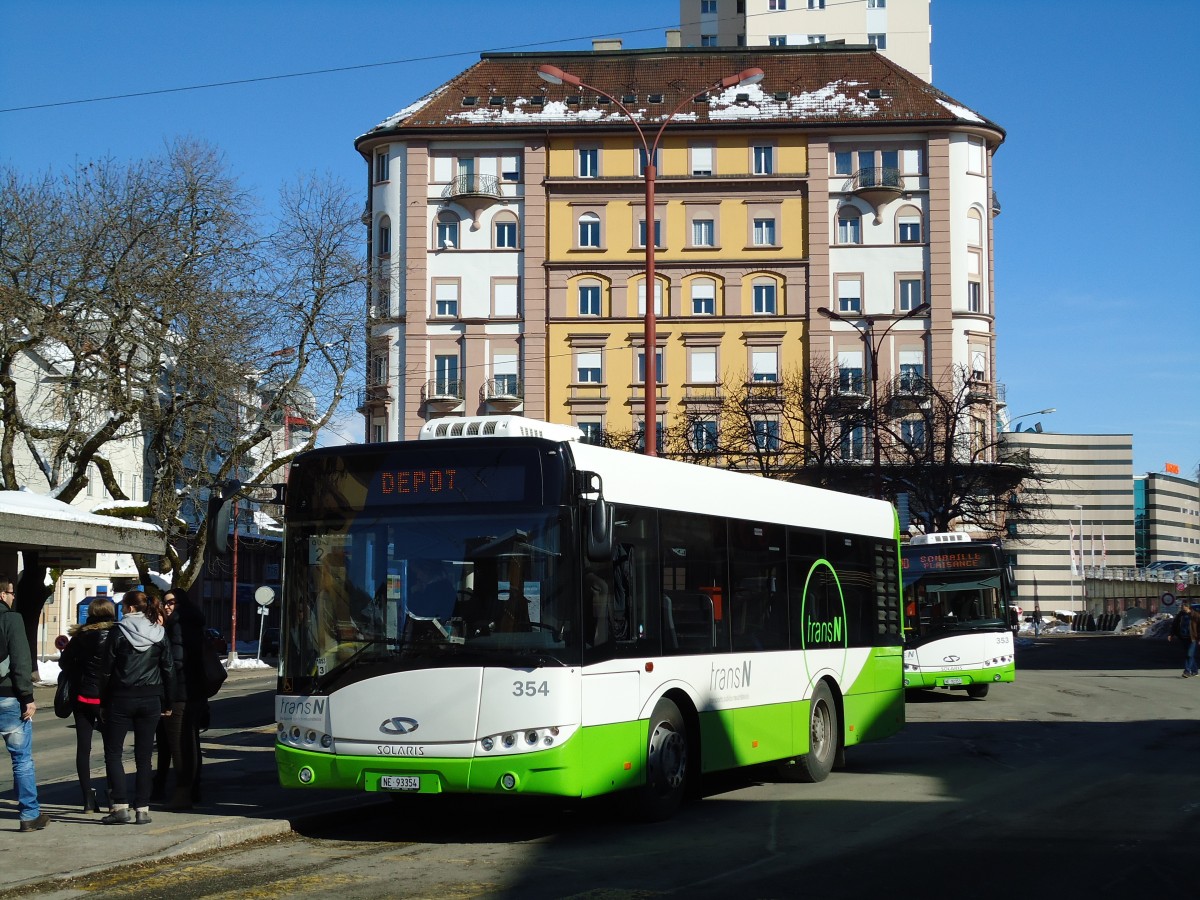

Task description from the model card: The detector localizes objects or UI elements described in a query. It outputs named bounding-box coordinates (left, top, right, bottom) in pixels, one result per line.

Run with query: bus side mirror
left=587, top=499, right=613, bottom=563
left=206, top=480, right=241, bottom=555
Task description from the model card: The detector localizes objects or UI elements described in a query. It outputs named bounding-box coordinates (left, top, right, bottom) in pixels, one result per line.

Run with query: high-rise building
left=679, top=0, right=932, bottom=82
left=356, top=43, right=1001, bottom=483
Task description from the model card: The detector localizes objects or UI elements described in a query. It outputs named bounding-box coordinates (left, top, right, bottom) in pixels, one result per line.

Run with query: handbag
left=54, top=671, right=74, bottom=718
left=203, top=649, right=228, bottom=698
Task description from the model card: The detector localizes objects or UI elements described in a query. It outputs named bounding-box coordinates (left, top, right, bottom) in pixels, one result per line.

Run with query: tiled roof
left=358, top=47, right=1002, bottom=143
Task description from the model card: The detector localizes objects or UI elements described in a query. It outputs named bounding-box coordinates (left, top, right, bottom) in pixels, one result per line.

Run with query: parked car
left=1145, top=560, right=1188, bottom=573
left=205, top=628, right=228, bottom=655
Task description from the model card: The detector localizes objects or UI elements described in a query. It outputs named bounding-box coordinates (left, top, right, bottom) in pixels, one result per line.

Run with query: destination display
left=901, top=546, right=1001, bottom=577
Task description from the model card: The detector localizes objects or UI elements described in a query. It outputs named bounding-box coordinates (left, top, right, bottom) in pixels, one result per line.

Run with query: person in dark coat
left=151, top=587, right=207, bottom=808
left=58, top=596, right=117, bottom=812
left=98, top=590, right=175, bottom=825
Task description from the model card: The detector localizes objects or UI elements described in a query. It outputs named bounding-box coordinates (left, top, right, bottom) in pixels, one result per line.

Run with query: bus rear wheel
left=966, top=683, right=990, bottom=699
left=776, top=681, right=838, bottom=783
left=634, top=697, right=689, bottom=821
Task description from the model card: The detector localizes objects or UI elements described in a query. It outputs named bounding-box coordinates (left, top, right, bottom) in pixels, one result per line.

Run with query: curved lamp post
left=537, top=63, right=765, bottom=456
left=1008, top=407, right=1056, bottom=432
left=816, top=302, right=930, bottom=499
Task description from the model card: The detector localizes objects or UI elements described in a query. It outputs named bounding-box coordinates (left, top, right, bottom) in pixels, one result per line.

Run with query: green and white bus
left=274, top=416, right=905, bottom=818
left=901, top=533, right=1016, bottom=699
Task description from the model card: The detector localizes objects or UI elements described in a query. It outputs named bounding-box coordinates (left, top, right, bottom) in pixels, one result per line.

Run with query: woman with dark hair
left=59, top=597, right=118, bottom=812
left=98, top=590, right=175, bottom=825
left=152, top=587, right=207, bottom=808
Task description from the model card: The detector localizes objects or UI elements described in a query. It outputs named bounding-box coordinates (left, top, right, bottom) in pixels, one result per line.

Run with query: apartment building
left=680, top=0, right=932, bottom=82
left=355, top=44, right=1001, bottom=467
left=1136, top=472, right=1200, bottom=567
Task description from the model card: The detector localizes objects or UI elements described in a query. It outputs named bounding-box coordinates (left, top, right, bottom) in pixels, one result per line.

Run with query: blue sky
left=2, top=1, right=1197, bottom=475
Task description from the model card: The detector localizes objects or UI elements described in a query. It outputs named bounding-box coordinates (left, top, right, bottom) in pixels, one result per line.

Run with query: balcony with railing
left=441, top=173, right=504, bottom=229
left=828, top=372, right=868, bottom=409
left=847, top=166, right=903, bottom=223
left=421, top=378, right=465, bottom=411
left=481, top=376, right=523, bottom=411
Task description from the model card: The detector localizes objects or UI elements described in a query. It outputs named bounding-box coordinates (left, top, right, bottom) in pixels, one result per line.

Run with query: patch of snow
left=935, top=97, right=984, bottom=123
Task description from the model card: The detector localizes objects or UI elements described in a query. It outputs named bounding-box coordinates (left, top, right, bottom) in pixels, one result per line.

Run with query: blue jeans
left=1187, top=640, right=1198, bottom=676
left=0, top=696, right=41, bottom=821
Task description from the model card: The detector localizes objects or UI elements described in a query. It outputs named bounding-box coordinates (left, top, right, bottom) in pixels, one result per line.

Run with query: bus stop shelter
left=0, top=489, right=162, bottom=575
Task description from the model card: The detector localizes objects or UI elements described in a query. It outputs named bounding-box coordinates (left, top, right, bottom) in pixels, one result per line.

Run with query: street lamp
left=1008, top=407, right=1056, bottom=432
left=815, top=302, right=930, bottom=499
left=537, top=62, right=765, bottom=456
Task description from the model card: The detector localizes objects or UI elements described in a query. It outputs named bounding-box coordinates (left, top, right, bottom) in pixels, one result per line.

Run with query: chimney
left=666, top=29, right=681, bottom=48
left=592, top=38, right=623, bottom=51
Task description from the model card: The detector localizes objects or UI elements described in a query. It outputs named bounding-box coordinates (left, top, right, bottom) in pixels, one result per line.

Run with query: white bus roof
left=421, top=416, right=896, bottom=541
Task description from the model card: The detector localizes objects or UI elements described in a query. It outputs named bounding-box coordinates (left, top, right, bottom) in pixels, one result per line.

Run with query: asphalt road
left=5, top=635, right=1198, bottom=900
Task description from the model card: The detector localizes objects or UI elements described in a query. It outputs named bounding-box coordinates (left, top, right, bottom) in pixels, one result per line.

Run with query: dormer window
left=461, top=96, right=478, bottom=107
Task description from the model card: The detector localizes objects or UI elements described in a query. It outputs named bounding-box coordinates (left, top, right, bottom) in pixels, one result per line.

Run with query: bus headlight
left=481, top=737, right=494, bottom=752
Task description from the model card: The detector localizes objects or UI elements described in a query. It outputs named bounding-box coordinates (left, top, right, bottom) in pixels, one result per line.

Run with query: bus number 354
left=513, top=681, right=550, bottom=697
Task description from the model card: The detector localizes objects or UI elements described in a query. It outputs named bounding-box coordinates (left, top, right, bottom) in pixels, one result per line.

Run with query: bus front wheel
left=966, top=683, right=990, bottom=699
left=635, top=697, right=689, bottom=821
left=776, top=681, right=838, bottom=783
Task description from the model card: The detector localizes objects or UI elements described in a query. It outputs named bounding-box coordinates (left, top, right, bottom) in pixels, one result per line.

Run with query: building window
left=769, top=0, right=787, bottom=8
left=752, top=282, right=777, bottom=315
left=968, top=281, right=983, bottom=313
left=752, top=217, right=776, bottom=246
left=899, top=278, right=922, bottom=312
left=690, top=347, right=717, bottom=383
left=436, top=214, right=459, bottom=249
left=578, top=421, right=604, bottom=444
left=691, top=279, right=716, bottom=315
left=501, top=154, right=520, bottom=182
left=578, top=147, right=598, bottom=178
left=899, top=350, right=924, bottom=392
left=837, top=276, right=862, bottom=314
left=377, top=219, right=391, bottom=256
left=834, top=151, right=853, bottom=175
left=753, top=419, right=780, bottom=452
left=971, top=348, right=988, bottom=382
left=493, top=281, right=518, bottom=317
left=751, top=348, right=778, bottom=382
left=578, top=282, right=601, bottom=316
left=374, top=150, right=389, bottom=183
left=769, top=35, right=787, bottom=46
left=371, top=423, right=384, bottom=443
left=495, top=219, right=518, bottom=248
left=868, top=34, right=887, bottom=50
left=434, top=283, right=459, bottom=318
left=868, top=0, right=886, bottom=7
left=434, top=355, right=459, bottom=395
left=578, top=212, right=601, bottom=248
left=638, top=218, right=663, bottom=249
left=807, top=34, right=826, bottom=43
left=808, top=0, right=825, bottom=8
left=753, top=144, right=774, bottom=175
left=576, top=351, right=602, bottom=384
left=837, top=207, right=862, bottom=244
left=637, top=349, right=665, bottom=384
left=638, top=280, right=663, bottom=316
left=898, top=214, right=922, bottom=243
left=692, top=219, right=715, bottom=247
left=635, top=419, right=665, bottom=455
left=701, top=34, right=718, bottom=47
left=638, top=147, right=660, bottom=176
left=840, top=425, right=866, bottom=460
left=691, top=144, right=714, bottom=176
left=492, top=354, right=519, bottom=395
left=701, top=0, right=718, bottom=11
left=692, top=420, right=719, bottom=452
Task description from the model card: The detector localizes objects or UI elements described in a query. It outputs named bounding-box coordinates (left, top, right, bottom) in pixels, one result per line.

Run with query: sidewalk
left=0, top=670, right=379, bottom=895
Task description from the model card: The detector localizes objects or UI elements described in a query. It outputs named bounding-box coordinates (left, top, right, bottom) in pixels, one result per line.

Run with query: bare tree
left=0, top=144, right=364, bottom=656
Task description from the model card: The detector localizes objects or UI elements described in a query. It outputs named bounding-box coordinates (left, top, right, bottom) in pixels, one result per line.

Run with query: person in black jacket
left=58, top=596, right=117, bottom=813
left=151, top=588, right=207, bottom=808
left=98, top=590, right=175, bottom=825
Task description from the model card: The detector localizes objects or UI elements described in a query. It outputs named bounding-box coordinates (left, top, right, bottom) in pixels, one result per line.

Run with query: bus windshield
left=281, top=508, right=578, bottom=689
left=905, top=574, right=1007, bottom=637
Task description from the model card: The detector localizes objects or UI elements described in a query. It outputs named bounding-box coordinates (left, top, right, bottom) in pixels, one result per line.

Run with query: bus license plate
left=380, top=776, right=420, bottom=791
left=943, top=677, right=963, bottom=685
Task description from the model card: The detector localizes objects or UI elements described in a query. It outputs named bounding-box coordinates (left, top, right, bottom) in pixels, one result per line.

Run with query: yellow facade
left=546, top=131, right=810, bottom=440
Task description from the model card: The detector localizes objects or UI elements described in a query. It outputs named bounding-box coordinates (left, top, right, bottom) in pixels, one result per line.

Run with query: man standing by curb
left=0, top=572, right=50, bottom=832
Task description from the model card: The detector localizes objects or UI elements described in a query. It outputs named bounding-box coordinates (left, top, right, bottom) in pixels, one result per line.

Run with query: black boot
left=82, top=787, right=100, bottom=813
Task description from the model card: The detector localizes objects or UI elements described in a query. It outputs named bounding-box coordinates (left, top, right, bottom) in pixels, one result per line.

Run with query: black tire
left=776, top=681, right=838, bottom=783
left=634, top=697, right=689, bottom=821
left=966, top=683, right=990, bottom=699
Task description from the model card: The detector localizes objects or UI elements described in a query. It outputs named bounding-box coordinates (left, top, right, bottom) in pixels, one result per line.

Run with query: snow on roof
left=935, top=97, right=984, bottom=124
left=0, top=489, right=158, bottom=533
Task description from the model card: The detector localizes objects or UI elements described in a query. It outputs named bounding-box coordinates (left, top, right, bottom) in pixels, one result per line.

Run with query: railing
left=850, top=166, right=902, bottom=191
left=421, top=379, right=464, bottom=402
left=441, top=174, right=502, bottom=200
left=481, top=377, right=522, bottom=402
